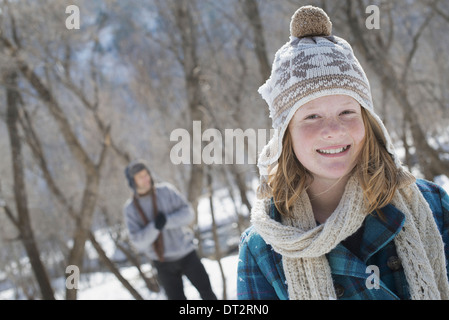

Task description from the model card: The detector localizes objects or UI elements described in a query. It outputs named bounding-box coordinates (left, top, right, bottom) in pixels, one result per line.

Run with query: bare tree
left=239, top=0, right=271, bottom=83
left=0, top=24, right=55, bottom=298
left=341, top=0, right=449, bottom=179
left=0, top=1, right=143, bottom=299
left=207, top=168, right=227, bottom=300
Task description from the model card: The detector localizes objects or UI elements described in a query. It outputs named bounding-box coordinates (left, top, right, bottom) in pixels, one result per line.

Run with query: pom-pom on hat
left=257, top=6, right=402, bottom=197
left=290, top=5, right=332, bottom=38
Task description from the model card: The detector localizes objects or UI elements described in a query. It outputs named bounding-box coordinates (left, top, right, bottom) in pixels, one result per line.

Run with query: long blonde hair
left=269, top=108, right=415, bottom=218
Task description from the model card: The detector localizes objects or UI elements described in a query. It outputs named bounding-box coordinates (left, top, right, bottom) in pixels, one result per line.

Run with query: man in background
left=123, top=159, right=217, bottom=300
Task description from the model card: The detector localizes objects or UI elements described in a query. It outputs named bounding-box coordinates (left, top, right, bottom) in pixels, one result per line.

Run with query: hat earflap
left=124, top=166, right=136, bottom=190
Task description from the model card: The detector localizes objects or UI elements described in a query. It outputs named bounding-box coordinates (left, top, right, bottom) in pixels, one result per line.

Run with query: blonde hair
left=269, top=108, right=415, bottom=218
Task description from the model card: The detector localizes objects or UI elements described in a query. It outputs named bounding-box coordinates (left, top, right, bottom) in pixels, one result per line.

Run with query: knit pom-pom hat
left=257, top=5, right=403, bottom=197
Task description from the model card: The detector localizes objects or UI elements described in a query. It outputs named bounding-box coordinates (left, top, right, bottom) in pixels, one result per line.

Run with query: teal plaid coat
left=237, top=179, right=449, bottom=300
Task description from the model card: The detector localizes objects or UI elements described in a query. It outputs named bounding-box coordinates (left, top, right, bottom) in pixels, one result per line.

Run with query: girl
left=237, top=6, right=449, bottom=300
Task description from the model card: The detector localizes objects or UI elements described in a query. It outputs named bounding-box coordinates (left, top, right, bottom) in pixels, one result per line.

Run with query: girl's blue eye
left=305, top=114, right=319, bottom=120
left=340, top=110, right=355, bottom=115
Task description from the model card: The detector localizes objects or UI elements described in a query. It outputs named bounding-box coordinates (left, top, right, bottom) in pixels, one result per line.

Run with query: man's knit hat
left=257, top=6, right=401, bottom=191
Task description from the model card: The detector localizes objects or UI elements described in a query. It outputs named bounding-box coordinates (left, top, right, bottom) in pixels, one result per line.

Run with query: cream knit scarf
left=251, top=174, right=449, bottom=299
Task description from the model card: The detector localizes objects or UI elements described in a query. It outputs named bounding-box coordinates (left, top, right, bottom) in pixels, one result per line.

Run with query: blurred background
left=0, top=0, right=448, bottom=300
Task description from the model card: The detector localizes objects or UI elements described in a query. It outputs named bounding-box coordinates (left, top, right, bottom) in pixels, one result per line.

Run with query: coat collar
left=327, top=204, right=405, bottom=267
left=357, top=204, right=405, bottom=262
left=326, top=204, right=406, bottom=299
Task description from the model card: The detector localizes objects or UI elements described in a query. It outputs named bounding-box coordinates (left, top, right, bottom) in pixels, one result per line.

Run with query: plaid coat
left=237, top=179, right=449, bottom=300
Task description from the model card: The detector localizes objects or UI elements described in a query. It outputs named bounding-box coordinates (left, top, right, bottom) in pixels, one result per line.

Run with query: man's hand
left=155, top=213, right=167, bottom=230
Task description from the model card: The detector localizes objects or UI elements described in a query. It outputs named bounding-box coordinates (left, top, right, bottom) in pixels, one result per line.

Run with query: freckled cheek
left=348, top=121, right=366, bottom=145
left=290, top=126, right=319, bottom=154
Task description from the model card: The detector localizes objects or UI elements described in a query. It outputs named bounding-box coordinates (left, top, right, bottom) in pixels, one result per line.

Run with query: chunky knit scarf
left=251, top=174, right=449, bottom=299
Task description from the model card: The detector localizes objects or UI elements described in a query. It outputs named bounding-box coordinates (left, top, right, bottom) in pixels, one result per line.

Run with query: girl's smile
left=316, top=144, right=351, bottom=156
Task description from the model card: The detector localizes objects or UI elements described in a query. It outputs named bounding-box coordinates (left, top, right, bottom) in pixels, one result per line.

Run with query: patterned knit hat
left=257, top=6, right=401, bottom=193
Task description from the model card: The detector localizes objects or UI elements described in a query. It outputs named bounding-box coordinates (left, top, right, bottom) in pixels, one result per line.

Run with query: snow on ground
left=0, top=253, right=238, bottom=300
left=76, top=254, right=238, bottom=300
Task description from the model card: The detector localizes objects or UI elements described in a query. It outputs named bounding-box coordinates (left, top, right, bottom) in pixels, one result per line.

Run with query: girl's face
left=288, top=95, right=365, bottom=184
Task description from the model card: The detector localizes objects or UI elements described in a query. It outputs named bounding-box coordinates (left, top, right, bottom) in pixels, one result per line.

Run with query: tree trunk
left=65, top=171, right=100, bottom=300
left=241, top=0, right=271, bottom=82
left=171, top=0, right=205, bottom=204
left=207, top=170, right=227, bottom=300
left=4, top=70, right=55, bottom=300
left=167, top=0, right=206, bottom=255
left=240, top=0, right=271, bottom=128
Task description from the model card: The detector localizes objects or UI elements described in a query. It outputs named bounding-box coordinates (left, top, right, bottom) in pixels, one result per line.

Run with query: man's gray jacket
left=124, top=182, right=195, bottom=262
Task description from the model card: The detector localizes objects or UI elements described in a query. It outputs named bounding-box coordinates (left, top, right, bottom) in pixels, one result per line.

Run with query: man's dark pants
left=153, top=250, right=217, bottom=300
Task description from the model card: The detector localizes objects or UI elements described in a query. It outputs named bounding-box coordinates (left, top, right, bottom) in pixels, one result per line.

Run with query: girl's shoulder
left=240, top=226, right=268, bottom=251
left=416, top=178, right=449, bottom=210
left=240, top=197, right=282, bottom=248
left=416, top=178, right=449, bottom=238
left=416, top=178, right=447, bottom=194
left=238, top=225, right=287, bottom=299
